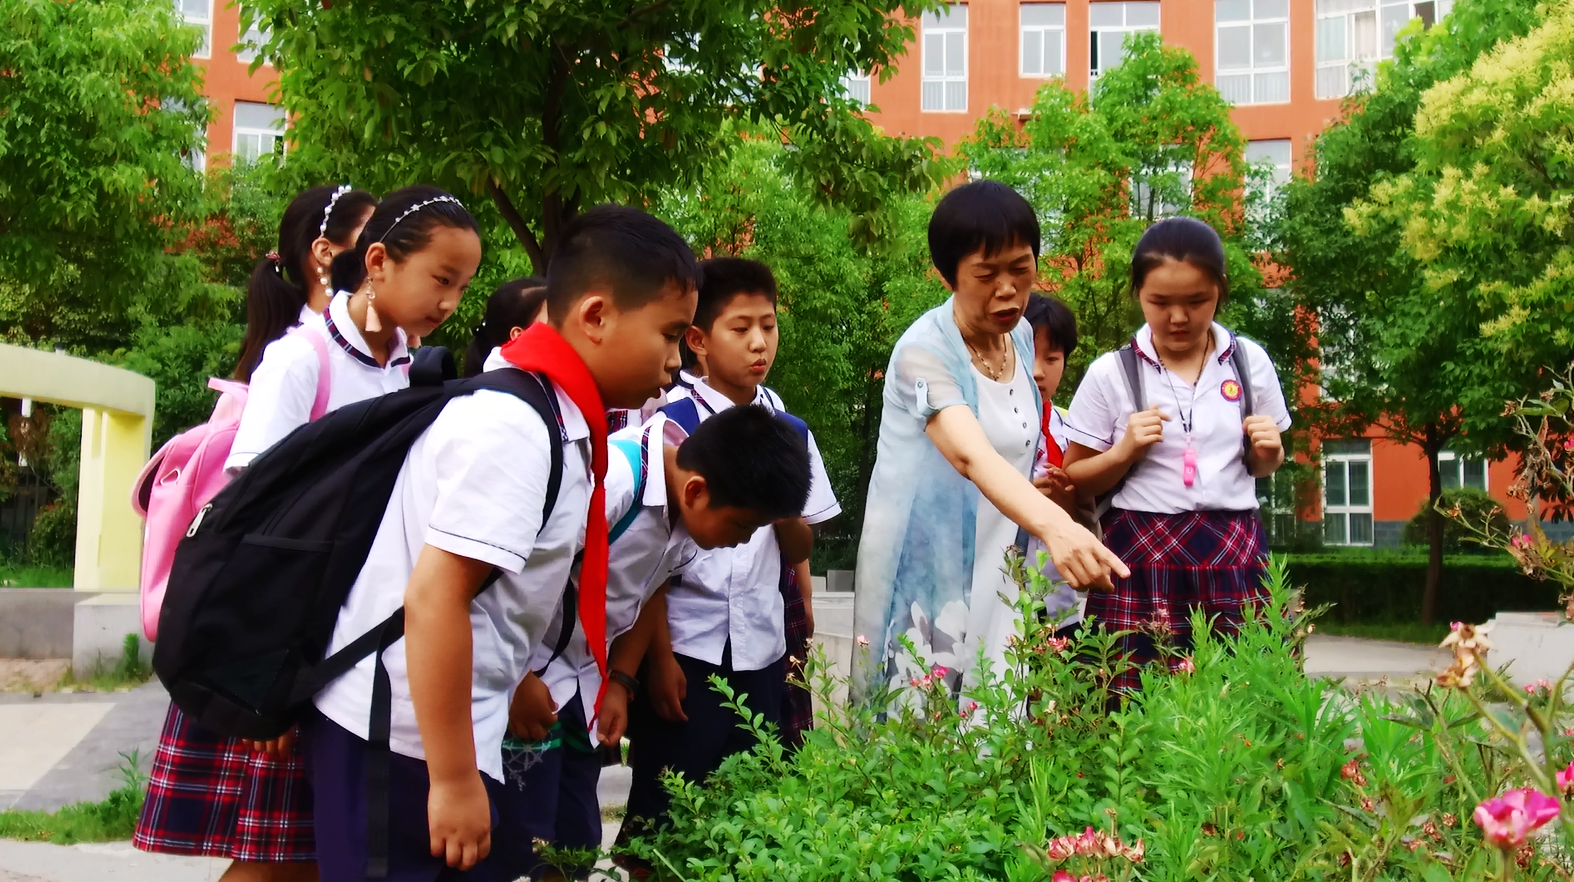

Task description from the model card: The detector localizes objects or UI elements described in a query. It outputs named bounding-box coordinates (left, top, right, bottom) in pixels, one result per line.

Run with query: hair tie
left=319, top=184, right=352, bottom=238
left=378, top=194, right=465, bottom=243
left=265, top=251, right=282, bottom=275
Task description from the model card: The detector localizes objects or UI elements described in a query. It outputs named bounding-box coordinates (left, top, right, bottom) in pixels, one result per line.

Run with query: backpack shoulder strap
left=1229, top=337, right=1255, bottom=418
left=1117, top=343, right=1143, bottom=413
left=775, top=410, right=811, bottom=445
left=608, top=436, right=648, bottom=545
left=289, top=325, right=333, bottom=422
left=660, top=397, right=702, bottom=435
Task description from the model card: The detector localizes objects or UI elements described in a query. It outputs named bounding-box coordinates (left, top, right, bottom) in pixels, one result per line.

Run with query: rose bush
left=604, top=558, right=1574, bottom=881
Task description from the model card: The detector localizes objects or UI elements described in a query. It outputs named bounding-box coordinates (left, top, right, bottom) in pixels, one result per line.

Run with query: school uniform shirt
left=536, top=412, right=699, bottom=723
left=665, top=369, right=705, bottom=404
left=663, top=379, right=841, bottom=673
left=227, top=292, right=411, bottom=470
left=1028, top=406, right=1083, bottom=626
left=313, top=350, right=593, bottom=783
left=1063, top=322, right=1291, bottom=514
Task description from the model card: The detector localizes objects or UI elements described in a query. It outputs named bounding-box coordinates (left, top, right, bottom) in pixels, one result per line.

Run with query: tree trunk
left=1421, top=422, right=1445, bottom=626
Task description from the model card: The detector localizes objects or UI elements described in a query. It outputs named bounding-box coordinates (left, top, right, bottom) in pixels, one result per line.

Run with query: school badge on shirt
left=1221, top=379, right=1243, bottom=402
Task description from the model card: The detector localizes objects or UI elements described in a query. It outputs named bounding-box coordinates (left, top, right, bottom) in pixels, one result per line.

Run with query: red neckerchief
left=499, top=323, right=610, bottom=718
left=1042, top=404, right=1064, bottom=469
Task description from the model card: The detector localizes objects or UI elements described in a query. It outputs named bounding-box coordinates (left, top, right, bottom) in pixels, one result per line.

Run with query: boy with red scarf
left=303, top=205, right=699, bottom=881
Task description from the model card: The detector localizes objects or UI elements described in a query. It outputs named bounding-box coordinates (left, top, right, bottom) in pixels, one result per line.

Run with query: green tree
left=0, top=0, right=208, bottom=349
left=960, top=34, right=1313, bottom=409
left=1275, top=0, right=1545, bottom=623
left=252, top=0, right=950, bottom=273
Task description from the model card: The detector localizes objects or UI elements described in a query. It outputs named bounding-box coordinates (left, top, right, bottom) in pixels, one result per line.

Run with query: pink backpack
left=132, top=328, right=331, bottom=641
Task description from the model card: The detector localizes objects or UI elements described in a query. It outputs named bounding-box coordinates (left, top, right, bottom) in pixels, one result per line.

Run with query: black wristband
left=609, top=670, right=640, bottom=698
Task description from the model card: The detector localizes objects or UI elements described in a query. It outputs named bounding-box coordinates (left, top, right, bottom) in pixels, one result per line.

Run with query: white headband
left=319, top=184, right=353, bottom=238
left=378, top=195, right=464, bottom=242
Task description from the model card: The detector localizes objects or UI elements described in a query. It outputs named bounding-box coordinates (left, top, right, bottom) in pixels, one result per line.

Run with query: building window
left=1020, top=4, right=1067, bottom=78
left=177, top=0, right=212, bottom=58
left=1130, top=160, right=1192, bottom=220
left=1324, top=439, right=1374, bottom=546
left=1246, top=138, right=1293, bottom=200
left=232, top=101, right=285, bottom=164
left=1089, top=2, right=1160, bottom=80
left=237, top=9, right=270, bottom=64
left=1315, top=0, right=1454, bottom=99
left=1439, top=449, right=1488, bottom=492
left=1216, top=0, right=1289, bottom=105
left=922, top=5, right=968, bottom=112
left=841, top=71, right=871, bottom=105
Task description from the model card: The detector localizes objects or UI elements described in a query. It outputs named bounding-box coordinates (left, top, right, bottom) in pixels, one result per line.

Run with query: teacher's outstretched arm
left=926, top=404, right=1129, bottom=591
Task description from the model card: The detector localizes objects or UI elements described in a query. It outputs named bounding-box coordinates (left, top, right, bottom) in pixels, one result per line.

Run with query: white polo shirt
left=663, top=380, right=841, bottom=672
left=1063, top=323, right=1291, bottom=514
left=313, top=356, right=593, bottom=783
left=535, top=413, right=698, bottom=722
left=228, top=293, right=411, bottom=470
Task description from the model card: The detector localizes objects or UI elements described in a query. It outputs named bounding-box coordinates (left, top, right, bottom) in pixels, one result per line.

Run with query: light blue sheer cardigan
left=852, top=298, right=1040, bottom=703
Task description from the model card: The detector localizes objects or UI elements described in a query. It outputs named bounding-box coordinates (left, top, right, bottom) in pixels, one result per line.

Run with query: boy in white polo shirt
left=618, top=256, right=841, bottom=850
left=302, top=205, right=701, bottom=882
left=491, top=404, right=812, bottom=881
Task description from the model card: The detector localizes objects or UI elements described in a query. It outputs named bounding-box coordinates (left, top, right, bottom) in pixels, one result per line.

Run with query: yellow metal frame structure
left=0, top=344, right=154, bottom=591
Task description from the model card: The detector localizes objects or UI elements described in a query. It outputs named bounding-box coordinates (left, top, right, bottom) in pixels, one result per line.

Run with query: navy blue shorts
left=302, top=712, right=505, bottom=882
left=491, top=690, right=603, bottom=880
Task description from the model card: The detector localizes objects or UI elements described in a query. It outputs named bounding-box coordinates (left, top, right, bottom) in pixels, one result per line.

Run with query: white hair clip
left=378, top=195, right=464, bottom=242
left=319, top=184, right=353, bottom=238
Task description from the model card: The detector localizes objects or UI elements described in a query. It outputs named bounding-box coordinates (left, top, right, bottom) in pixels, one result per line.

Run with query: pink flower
left=931, top=665, right=949, bottom=679
left=1473, top=788, right=1561, bottom=848
left=857, top=634, right=870, bottom=647
left=1045, top=837, right=1075, bottom=861
left=909, top=677, right=922, bottom=688
left=920, top=675, right=933, bottom=689
left=965, top=701, right=980, bottom=715
left=1051, top=872, right=1076, bottom=882
left=1563, top=436, right=1574, bottom=451
left=1527, top=683, right=1539, bottom=694
left=1046, top=637, right=1070, bottom=654
left=1558, top=761, right=1574, bottom=794
left=1512, top=534, right=1534, bottom=550
left=1451, top=621, right=1464, bottom=631
left=1178, top=657, right=1196, bottom=675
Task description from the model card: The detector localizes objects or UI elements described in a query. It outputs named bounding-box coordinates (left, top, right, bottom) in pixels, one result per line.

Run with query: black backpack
left=152, top=351, right=565, bottom=741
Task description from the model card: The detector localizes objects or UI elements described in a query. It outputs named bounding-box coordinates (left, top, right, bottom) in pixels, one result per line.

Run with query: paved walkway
left=0, top=634, right=1448, bottom=879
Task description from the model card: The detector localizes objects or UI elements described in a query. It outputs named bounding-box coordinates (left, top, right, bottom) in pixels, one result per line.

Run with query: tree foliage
left=1274, top=0, right=1547, bottom=621
left=252, top=0, right=953, bottom=273
left=960, top=34, right=1312, bottom=410
left=0, top=0, right=208, bottom=347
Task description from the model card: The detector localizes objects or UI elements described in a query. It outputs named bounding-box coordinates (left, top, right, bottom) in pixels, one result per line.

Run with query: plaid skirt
left=133, top=703, right=315, bottom=861
left=1088, top=509, right=1269, bottom=693
left=780, top=563, right=813, bottom=751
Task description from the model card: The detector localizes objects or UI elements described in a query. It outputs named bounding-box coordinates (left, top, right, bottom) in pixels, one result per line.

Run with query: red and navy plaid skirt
left=134, top=703, right=315, bottom=861
left=1088, top=508, right=1269, bottom=693
left=779, top=563, right=814, bottom=751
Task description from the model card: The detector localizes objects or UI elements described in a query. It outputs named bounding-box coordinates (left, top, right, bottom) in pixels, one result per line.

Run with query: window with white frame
left=1246, top=138, right=1293, bottom=205
left=237, top=10, right=270, bottom=64
left=1216, top=0, right=1289, bottom=105
left=1130, top=160, right=1192, bottom=220
left=232, top=101, right=285, bottom=164
left=1020, top=3, right=1067, bottom=78
left=840, top=71, right=871, bottom=104
left=922, top=5, right=968, bottom=112
left=1315, top=0, right=1454, bottom=99
left=1324, top=439, right=1374, bottom=546
left=176, top=0, right=212, bottom=58
left=1089, top=2, right=1160, bottom=80
left=1439, top=449, right=1488, bottom=492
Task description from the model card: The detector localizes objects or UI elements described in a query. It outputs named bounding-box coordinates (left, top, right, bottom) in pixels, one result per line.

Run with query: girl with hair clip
left=134, top=185, right=482, bottom=882
left=1061, top=216, right=1291, bottom=695
left=462, top=276, right=546, bottom=378
left=235, top=185, right=378, bottom=382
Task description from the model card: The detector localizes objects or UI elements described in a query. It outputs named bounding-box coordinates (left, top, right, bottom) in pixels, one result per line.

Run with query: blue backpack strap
left=660, top=397, right=702, bottom=435
left=775, top=411, right=810, bottom=446
left=608, top=433, right=650, bottom=545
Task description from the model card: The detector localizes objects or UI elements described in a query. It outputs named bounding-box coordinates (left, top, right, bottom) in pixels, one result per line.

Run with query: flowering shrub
left=614, top=558, right=1574, bottom=881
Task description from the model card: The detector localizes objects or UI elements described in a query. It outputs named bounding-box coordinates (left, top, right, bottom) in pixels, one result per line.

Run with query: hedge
left=1284, top=550, right=1556, bottom=624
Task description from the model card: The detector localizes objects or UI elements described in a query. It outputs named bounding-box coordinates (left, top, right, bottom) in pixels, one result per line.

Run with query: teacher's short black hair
left=1024, top=293, right=1079, bottom=357
left=677, top=404, right=810, bottom=521
left=928, top=180, right=1041, bottom=287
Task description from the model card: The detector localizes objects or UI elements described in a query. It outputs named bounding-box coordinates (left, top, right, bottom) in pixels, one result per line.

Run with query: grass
left=0, top=750, right=146, bottom=844
left=1315, top=620, right=1452, bottom=645
left=54, top=634, right=153, bottom=693
left=0, top=560, right=73, bottom=587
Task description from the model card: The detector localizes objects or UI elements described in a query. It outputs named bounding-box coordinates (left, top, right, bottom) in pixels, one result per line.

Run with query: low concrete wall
left=72, top=594, right=145, bottom=674
left=1484, top=611, right=1574, bottom=686
left=0, top=590, right=97, bottom=659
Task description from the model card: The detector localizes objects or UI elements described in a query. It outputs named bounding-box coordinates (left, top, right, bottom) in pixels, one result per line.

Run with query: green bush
left=627, top=560, right=1565, bottom=880
left=1402, top=487, right=1510, bottom=552
left=1286, top=549, right=1551, bottom=623
left=26, top=501, right=76, bottom=567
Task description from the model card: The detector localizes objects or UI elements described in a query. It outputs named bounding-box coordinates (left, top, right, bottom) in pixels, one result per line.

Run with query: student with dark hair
left=1022, top=293, right=1087, bottom=633
left=304, top=204, right=699, bottom=880
left=1062, top=216, right=1290, bottom=693
left=133, top=185, right=477, bottom=881
left=237, top=184, right=378, bottom=381
left=616, top=256, right=840, bottom=856
left=226, top=185, right=481, bottom=471
left=463, top=277, right=546, bottom=378
left=853, top=181, right=1126, bottom=708
left=495, top=404, right=810, bottom=881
